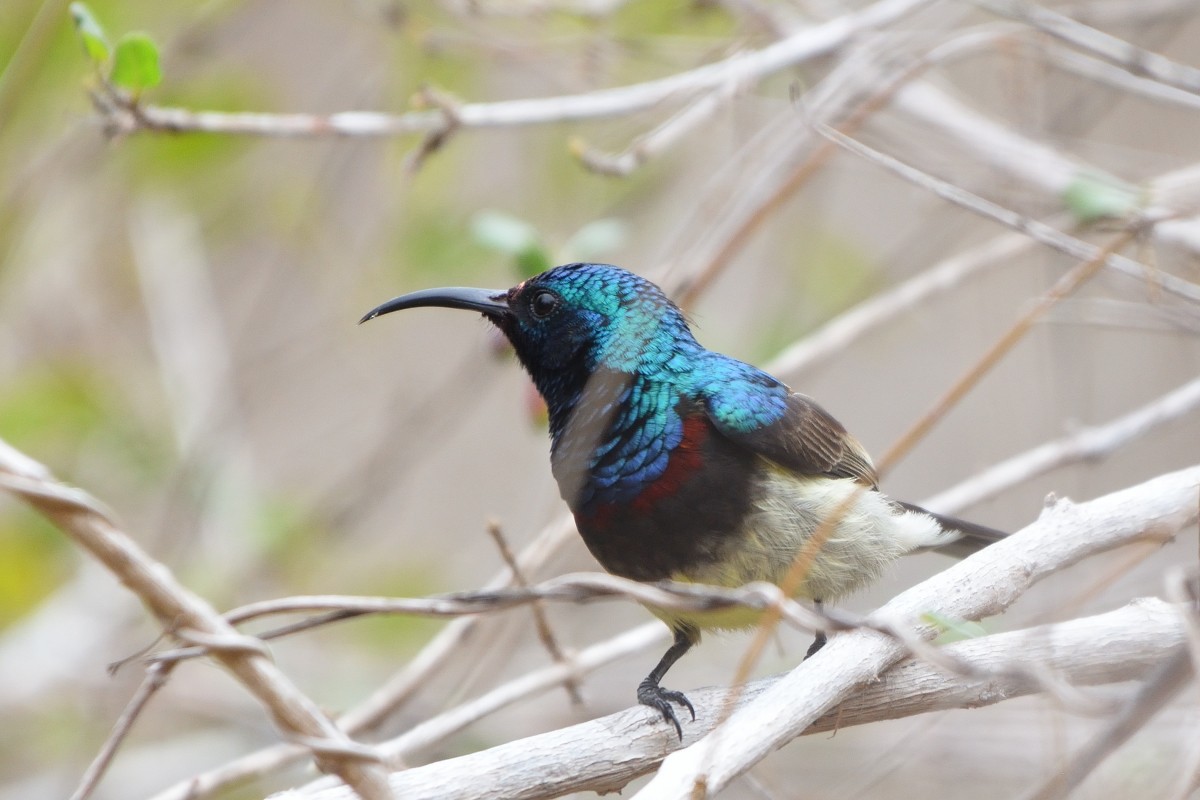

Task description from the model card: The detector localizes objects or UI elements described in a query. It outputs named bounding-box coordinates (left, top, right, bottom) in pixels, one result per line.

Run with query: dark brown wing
left=707, top=391, right=879, bottom=488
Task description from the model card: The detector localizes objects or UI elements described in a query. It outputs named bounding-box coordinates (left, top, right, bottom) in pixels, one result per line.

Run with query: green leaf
left=111, top=32, right=162, bottom=93
left=920, top=611, right=987, bottom=644
left=69, top=2, right=111, bottom=64
left=563, top=218, right=628, bottom=262
left=1062, top=171, right=1139, bottom=224
left=471, top=210, right=540, bottom=255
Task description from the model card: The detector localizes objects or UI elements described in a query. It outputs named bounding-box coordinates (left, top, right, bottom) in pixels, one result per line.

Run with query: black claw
left=804, top=631, right=827, bottom=660
left=638, top=680, right=695, bottom=740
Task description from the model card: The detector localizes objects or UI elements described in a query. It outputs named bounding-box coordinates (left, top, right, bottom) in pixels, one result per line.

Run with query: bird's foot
left=637, top=677, right=695, bottom=740
left=804, top=631, right=827, bottom=660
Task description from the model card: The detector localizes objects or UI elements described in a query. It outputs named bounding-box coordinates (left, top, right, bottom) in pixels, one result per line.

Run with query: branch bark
left=276, top=597, right=1188, bottom=800
left=0, top=439, right=395, bottom=800
left=94, top=0, right=932, bottom=138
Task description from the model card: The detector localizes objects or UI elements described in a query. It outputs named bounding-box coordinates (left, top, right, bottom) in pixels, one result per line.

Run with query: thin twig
left=674, top=24, right=1021, bottom=309
left=403, top=85, right=463, bottom=174
left=572, top=83, right=737, bottom=177
left=979, top=0, right=1200, bottom=95
left=923, top=374, right=1200, bottom=515
left=811, top=123, right=1150, bottom=472
left=486, top=519, right=584, bottom=705
left=1024, top=647, right=1194, bottom=800
left=69, top=662, right=175, bottom=800
left=147, top=513, right=580, bottom=800
left=0, top=439, right=394, bottom=800
left=91, top=0, right=936, bottom=138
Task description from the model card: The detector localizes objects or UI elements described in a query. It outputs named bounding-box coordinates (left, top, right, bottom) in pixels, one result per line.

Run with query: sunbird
left=362, top=262, right=1004, bottom=737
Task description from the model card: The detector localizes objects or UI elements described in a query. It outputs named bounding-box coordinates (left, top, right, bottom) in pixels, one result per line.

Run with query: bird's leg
left=637, top=625, right=697, bottom=739
left=804, top=599, right=827, bottom=659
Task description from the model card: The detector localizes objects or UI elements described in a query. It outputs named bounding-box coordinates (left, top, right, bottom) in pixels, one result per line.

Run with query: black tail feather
left=899, top=501, right=1008, bottom=559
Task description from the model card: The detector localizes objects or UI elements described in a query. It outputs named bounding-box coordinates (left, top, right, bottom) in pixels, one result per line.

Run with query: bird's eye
left=529, top=289, right=559, bottom=319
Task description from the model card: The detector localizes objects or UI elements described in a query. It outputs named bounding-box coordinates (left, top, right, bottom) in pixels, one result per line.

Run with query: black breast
left=570, top=412, right=758, bottom=582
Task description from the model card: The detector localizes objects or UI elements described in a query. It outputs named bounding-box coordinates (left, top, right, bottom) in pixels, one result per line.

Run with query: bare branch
left=93, top=0, right=935, bottom=138
left=1025, top=649, right=1193, bottom=800
left=277, top=597, right=1189, bottom=800
left=924, top=375, right=1200, bottom=515
left=69, top=662, right=173, bottom=800
left=979, top=0, right=1200, bottom=95
left=0, top=439, right=394, bottom=800
left=485, top=520, right=582, bottom=705
left=1044, top=46, right=1200, bottom=111
left=147, top=514, right=581, bottom=800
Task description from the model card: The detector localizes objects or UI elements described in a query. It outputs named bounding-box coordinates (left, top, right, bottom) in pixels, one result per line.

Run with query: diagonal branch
left=979, top=0, right=1200, bottom=95
left=276, top=596, right=1189, bottom=800
left=0, top=439, right=394, bottom=800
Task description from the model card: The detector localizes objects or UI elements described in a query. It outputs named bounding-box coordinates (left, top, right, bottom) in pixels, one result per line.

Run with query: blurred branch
left=924, top=374, right=1200, bottom=515
left=661, top=21, right=1200, bottom=315
left=485, top=520, right=583, bottom=705
left=89, top=0, right=934, bottom=138
left=670, top=24, right=1017, bottom=306
left=885, top=82, right=1200, bottom=263
left=815, top=121, right=1173, bottom=290
left=980, top=0, right=1200, bottom=95
left=70, top=662, right=173, bottom=800
left=1026, top=567, right=1200, bottom=800
left=572, top=83, right=739, bottom=176
left=1045, top=46, right=1200, bottom=111
left=770, top=230, right=1033, bottom=378
left=0, top=439, right=394, bottom=800
left=282, top=595, right=1190, bottom=800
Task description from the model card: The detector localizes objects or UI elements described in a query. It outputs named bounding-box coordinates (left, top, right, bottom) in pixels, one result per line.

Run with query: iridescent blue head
left=361, top=262, right=699, bottom=382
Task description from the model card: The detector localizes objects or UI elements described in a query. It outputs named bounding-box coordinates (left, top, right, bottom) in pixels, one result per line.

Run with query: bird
left=361, top=262, right=1005, bottom=738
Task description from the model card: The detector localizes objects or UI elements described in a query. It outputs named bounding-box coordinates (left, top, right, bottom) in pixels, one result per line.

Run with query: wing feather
left=703, top=376, right=878, bottom=488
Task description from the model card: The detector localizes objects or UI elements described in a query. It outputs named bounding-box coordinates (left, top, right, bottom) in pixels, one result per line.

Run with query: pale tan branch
left=147, top=515, right=582, bottom=800
left=276, top=598, right=1188, bottom=800
left=94, top=0, right=934, bottom=138
left=980, top=0, right=1200, bottom=95
left=923, top=375, right=1200, bottom=515
left=0, top=439, right=394, bottom=800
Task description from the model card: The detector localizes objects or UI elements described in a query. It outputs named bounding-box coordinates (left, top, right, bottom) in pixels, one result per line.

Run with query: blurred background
left=1, top=0, right=1199, bottom=798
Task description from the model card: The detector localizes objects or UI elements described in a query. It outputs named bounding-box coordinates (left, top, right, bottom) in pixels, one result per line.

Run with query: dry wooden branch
left=93, top=0, right=934, bottom=138
left=276, top=596, right=1189, bottom=800
left=924, top=375, right=1200, bottom=515
left=0, top=439, right=394, bottom=800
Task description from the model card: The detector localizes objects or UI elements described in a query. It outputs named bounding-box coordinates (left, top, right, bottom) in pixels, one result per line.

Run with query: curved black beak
left=359, top=286, right=510, bottom=325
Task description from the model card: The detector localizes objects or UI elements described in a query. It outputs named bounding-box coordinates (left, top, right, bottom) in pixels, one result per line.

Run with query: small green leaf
left=69, top=2, right=111, bottom=64
left=110, top=32, right=162, bottom=93
left=563, top=218, right=628, bottom=262
left=471, top=210, right=540, bottom=255
left=920, top=611, right=987, bottom=644
left=1062, top=171, right=1139, bottom=224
